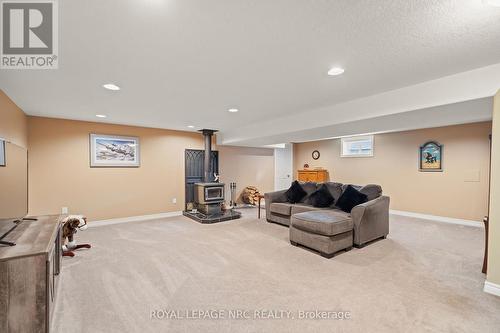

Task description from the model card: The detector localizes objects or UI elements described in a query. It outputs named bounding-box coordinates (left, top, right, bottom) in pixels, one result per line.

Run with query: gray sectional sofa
left=265, top=182, right=390, bottom=255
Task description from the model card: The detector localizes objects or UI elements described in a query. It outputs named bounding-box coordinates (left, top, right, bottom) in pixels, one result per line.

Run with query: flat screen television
left=0, top=140, right=28, bottom=246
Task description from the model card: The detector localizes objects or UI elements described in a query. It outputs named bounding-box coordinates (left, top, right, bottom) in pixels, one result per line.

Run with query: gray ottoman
left=290, top=211, right=353, bottom=258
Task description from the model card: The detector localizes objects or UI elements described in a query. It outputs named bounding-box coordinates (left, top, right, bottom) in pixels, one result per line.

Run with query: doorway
left=274, top=143, right=293, bottom=190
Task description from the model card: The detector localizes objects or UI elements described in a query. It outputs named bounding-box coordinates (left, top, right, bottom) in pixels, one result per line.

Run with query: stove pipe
left=200, top=129, right=217, bottom=182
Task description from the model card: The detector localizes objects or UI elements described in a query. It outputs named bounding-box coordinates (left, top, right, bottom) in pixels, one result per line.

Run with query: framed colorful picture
left=90, top=134, right=140, bottom=167
left=419, top=141, right=442, bottom=172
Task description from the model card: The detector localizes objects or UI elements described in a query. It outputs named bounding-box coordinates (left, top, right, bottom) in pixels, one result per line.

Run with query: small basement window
left=341, top=135, right=374, bottom=157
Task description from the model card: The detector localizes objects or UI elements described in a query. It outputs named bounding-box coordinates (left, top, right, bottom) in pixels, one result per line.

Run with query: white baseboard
left=89, top=211, right=183, bottom=227
left=390, top=210, right=483, bottom=228
left=484, top=281, right=500, bottom=297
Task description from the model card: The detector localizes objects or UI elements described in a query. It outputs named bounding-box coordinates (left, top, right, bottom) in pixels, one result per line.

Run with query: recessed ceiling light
left=328, top=67, right=345, bottom=76
left=484, top=0, right=500, bottom=6
left=103, top=83, right=120, bottom=91
left=228, top=108, right=239, bottom=113
left=96, top=114, right=107, bottom=118
left=187, top=125, right=195, bottom=128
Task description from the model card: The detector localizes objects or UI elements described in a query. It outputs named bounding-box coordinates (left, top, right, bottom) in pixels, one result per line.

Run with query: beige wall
left=0, top=143, right=28, bottom=218
left=0, top=91, right=28, bottom=219
left=219, top=146, right=274, bottom=202
left=27, top=116, right=275, bottom=221
left=0, top=90, right=27, bottom=148
left=28, top=117, right=208, bottom=221
left=487, top=91, right=500, bottom=286
left=294, top=122, right=492, bottom=222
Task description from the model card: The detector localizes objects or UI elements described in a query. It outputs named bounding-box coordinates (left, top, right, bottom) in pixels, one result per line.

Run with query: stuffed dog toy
left=61, top=215, right=91, bottom=257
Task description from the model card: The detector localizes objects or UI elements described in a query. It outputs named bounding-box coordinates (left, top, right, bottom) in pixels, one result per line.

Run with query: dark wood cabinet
left=0, top=215, right=63, bottom=332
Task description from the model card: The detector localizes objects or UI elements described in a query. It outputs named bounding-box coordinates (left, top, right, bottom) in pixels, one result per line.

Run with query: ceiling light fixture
left=187, top=125, right=195, bottom=128
left=328, top=67, right=345, bottom=76
left=103, top=83, right=120, bottom=91
left=484, top=0, right=500, bottom=6
left=96, top=114, right=107, bottom=118
left=228, top=108, right=239, bottom=113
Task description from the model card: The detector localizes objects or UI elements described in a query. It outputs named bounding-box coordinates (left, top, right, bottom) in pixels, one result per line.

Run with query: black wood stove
left=183, top=129, right=241, bottom=223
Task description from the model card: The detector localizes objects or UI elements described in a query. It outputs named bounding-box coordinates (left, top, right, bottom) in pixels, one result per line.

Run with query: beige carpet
left=52, top=209, right=500, bottom=333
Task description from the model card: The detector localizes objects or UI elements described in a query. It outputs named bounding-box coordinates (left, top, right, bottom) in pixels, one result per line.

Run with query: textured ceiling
left=1, top=0, right=500, bottom=145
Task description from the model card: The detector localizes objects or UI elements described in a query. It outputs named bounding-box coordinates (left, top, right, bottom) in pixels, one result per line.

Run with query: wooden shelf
left=0, top=215, right=63, bottom=332
left=297, top=169, right=328, bottom=182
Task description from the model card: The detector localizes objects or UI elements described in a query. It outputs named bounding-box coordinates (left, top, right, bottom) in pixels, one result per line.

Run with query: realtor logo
left=1, top=0, right=58, bottom=69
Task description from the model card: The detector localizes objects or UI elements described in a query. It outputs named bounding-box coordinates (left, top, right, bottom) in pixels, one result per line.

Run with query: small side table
left=257, top=194, right=265, bottom=219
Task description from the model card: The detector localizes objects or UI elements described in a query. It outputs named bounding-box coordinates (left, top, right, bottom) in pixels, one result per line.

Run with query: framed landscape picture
left=90, top=134, right=140, bottom=167
left=419, top=141, right=442, bottom=172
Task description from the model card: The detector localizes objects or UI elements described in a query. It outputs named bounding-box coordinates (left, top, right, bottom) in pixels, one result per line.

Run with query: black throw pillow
left=336, top=185, right=368, bottom=213
left=309, top=184, right=334, bottom=208
left=285, top=181, right=307, bottom=204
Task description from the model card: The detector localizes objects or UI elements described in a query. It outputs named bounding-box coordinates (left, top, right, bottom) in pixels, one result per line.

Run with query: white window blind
left=341, top=135, right=374, bottom=157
